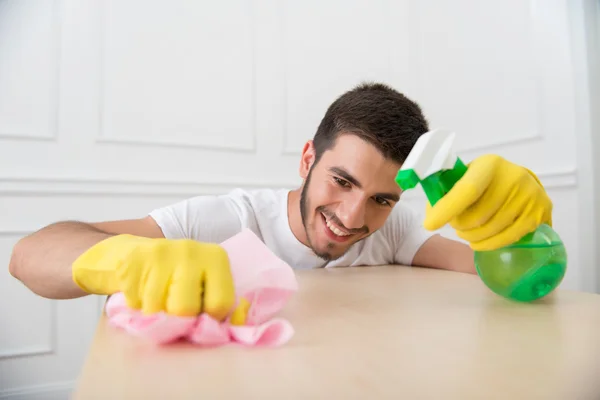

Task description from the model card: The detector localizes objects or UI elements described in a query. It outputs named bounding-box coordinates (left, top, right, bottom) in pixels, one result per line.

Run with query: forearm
left=9, top=221, right=114, bottom=299
left=412, top=234, right=477, bottom=274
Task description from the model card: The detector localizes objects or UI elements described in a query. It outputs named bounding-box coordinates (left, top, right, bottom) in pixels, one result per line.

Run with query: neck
left=287, top=187, right=310, bottom=247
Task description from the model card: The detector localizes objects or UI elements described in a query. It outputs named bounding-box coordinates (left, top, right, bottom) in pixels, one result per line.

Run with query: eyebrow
left=328, top=167, right=401, bottom=202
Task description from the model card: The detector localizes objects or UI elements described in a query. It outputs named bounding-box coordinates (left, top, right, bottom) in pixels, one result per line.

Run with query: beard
left=299, top=166, right=368, bottom=261
left=300, top=167, right=335, bottom=260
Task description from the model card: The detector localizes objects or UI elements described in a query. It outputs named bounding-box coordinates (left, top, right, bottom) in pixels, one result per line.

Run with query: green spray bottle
left=395, top=129, right=567, bottom=302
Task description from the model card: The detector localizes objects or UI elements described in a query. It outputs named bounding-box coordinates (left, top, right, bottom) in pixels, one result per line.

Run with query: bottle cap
left=395, top=129, right=468, bottom=205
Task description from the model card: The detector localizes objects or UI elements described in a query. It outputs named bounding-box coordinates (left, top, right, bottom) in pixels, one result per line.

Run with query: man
left=8, top=82, right=552, bottom=324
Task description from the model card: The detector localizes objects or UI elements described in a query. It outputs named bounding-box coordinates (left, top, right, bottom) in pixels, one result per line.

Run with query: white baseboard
left=0, top=381, right=73, bottom=400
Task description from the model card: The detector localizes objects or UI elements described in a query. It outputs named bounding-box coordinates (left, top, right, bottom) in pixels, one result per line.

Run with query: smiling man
left=9, top=82, right=553, bottom=321
left=287, top=119, right=432, bottom=269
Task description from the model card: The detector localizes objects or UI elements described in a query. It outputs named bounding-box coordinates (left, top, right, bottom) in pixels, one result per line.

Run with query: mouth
left=320, top=212, right=353, bottom=243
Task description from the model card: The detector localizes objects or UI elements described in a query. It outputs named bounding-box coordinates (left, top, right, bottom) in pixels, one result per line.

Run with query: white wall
left=0, top=0, right=596, bottom=398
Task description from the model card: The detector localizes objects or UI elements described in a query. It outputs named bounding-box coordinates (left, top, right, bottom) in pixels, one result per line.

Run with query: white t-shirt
left=148, top=188, right=433, bottom=270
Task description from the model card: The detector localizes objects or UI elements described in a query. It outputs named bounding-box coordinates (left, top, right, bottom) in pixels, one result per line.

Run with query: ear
left=299, top=140, right=316, bottom=179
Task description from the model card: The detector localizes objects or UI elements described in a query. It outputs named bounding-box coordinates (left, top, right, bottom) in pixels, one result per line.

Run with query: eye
left=333, top=177, right=350, bottom=188
left=373, top=196, right=390, bottom=206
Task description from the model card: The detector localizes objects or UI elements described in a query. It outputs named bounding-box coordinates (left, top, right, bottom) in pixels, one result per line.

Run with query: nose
left=337, top=195, right=366, bottom=230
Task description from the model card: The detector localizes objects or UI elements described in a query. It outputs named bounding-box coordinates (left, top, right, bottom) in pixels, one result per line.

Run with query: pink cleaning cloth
left=104, top=229, right=298, bottom=347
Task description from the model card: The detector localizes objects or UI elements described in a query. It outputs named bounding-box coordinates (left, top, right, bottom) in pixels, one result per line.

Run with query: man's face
left=299, top=133, right=403, bottom=261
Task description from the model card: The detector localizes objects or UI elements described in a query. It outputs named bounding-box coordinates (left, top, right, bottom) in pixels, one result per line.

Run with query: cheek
left=310, top=181, right=341, bottom=206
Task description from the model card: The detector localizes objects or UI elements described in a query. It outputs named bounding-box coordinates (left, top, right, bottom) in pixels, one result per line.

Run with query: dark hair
left=312, top=82, right=429, bottom=165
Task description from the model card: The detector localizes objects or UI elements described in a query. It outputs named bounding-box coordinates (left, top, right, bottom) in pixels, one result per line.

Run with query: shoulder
left=148, top=187, right=286, bottom=243
left=379, top=201, right=425, bottom=238
left=222, top=187, right=286, bottom=215
left=176, top=187, right=284, bottom=213
left=379, top=200, right=435, bottom=265
left=225, top=187, right=283, bottom=203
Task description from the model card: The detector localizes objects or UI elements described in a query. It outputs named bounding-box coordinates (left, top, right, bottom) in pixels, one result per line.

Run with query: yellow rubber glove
left=72, top=234, right=247, bottom=323
left=423, top=154, right=553, bottom=251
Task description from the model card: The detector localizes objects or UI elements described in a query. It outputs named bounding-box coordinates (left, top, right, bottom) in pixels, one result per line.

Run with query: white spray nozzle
left=399, top=128, right=458, bottom=179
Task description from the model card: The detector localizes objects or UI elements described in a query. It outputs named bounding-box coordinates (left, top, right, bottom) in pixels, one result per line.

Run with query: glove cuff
left=524, top=167, right=553, bottom=227
left=72, top=234, right=151, bottom=295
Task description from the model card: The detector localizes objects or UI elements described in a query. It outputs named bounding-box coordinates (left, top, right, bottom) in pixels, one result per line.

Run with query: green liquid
left=474, top=224, right=567, bottom=302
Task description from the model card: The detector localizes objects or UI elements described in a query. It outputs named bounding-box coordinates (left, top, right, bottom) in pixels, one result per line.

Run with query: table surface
left=72, top=266, right=600, bottom=399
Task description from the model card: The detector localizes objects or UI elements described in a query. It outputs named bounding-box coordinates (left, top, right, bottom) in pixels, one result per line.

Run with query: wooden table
left=72, top=266, right=600, bottom=399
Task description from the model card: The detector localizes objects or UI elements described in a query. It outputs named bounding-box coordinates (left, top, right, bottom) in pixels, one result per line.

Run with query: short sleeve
left=148, top=193, right=246, bottom=243
left=383, top=202, right=435, bottom=266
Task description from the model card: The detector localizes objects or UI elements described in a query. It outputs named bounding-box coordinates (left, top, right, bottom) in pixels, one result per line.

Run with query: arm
left=411, top=234, right=476, bottom=274
left=8, top=216, right=165, bottom=300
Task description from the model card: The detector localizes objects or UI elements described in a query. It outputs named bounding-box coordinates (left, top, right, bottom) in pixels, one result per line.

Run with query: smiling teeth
left=324, top=216, right=351, bottom=236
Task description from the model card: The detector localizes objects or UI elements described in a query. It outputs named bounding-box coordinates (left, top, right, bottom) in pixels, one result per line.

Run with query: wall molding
left=282, top=131, right=544, bottom=156
left=0, top=229, right=33, bottom=236
left=567, top=0, right=600, bottom=293
left=536, top=168, right=578, bottom=189
left=95, top=135, right=257, bottom=153
left=0, top=231, right=58, bottom=362
left=399, top=168, right=577, bottom=201
left=0, top=380, right=74, bottom=400
left=0, top=301, right=57, bottom=361
left=0, top=0, right=60, bottom=142
left=0, top=169, right=575, bottom=198
left=0, top=175, right=299, bottom=197
left=0, top=132, right=57, bottom=142
left=457, top=131, right=543, bottom=154
left=94, top=1, right=258, bottom=153
left=0, top=344, right=53, bottom=361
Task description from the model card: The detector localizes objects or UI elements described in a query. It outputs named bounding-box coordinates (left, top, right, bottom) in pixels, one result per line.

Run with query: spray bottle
left=395, top=129, right=567, bottom=302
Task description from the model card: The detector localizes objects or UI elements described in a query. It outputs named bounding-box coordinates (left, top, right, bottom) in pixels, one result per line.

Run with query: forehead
left=318, top=133, right=402, bottom=189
